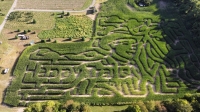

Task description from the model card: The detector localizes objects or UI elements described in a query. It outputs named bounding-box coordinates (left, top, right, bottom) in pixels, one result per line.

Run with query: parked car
left=17, top=34, right=29, bottom=40
left=3, top=68, right=9, bottom=74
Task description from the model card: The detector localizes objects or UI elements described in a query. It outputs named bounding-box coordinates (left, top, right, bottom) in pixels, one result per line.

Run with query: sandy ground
left=17, top=107, right=25, bottom=112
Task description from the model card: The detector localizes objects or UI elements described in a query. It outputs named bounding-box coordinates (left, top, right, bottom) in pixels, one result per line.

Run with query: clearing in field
left=4, top=0, right=200, bottom=107
left=5, top=12, right=55, bottom=31
left=15, top=0, right=93, bottom=10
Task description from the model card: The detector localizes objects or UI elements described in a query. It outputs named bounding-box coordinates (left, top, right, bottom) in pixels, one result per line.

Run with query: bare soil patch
left=16, top=0, right=88, bottom=10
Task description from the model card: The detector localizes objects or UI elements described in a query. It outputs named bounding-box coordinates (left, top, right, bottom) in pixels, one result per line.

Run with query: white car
left=3, top=68, right=9, bottom=74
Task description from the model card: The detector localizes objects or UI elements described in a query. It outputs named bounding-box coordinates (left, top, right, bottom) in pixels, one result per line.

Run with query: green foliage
left=8, top=11, right=33, bottom=22
left=4, top=0, right=200, bottom=107
left=163, top=99, right=193, bottom=112
left=24, top=30, right=27, bottom=34
left=124, top=105, right=141, bottom=112
left=38, top=15, right=92, bottom=39
left=32, top=19, right=36, bottom=24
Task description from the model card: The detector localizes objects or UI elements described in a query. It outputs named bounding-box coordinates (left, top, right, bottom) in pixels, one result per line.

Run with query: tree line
left=24, top=93, right=200, bottom=112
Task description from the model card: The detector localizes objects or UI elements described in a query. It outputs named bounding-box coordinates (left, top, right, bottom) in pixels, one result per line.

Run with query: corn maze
left=4, top=0, right=200, bottom=107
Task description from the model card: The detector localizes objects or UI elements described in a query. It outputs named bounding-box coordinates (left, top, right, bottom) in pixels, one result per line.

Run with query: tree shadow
left=8, top=38, right=17, bottom=40
left=152, top=0, right=200, bottom=91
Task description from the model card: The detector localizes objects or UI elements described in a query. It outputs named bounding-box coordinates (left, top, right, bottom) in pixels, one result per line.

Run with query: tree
left=67, top=102, right=80, bottom=112
left=34, top=102, right=43, bottom=112
left=174, top=99, right=193, bottom=112
left=66, top=12, right=70, bottom=16
left=80, top=103, right=91, bottom=112
left=145, top=100, right=155, bottom=112
left=133, top=101, right=148, bottom=112
left=17, top=29, right=20, bottom=32
left=24, top=102, right=43, bottom=112
left=15, top=35, right=18, bottom=39
left=191, top=100, right=200, bottom=112
left=44, top=106, right=53, bottom=112
left=69, top=37, right=72, bottom=41
left=155, top=102, right=167, bottom=112
left=124, top=105, right=141, bottom=112
left=44, top=101, right=61, bottom=112
left=63, top=100, right=74, bottom=109
left=164, top=99, right=193, bottom=112
left=24, top=30, right=27, bottom=34
left=32, top=19, right=36, bottom=24
left=61, top=11, right=64, bottom=15
left=82, top=37, right=85, bottom=41
left=60, top=14, right=64, bottom=18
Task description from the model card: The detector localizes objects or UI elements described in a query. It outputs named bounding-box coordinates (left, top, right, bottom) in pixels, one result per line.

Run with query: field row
left=16, top=0, right=91, bottom=10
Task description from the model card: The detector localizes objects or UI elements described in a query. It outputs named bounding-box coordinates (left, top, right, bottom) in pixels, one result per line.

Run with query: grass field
left=5, top=11, right=55, bottom=32
left=90, top=106, right=128, bottom=112
left=16, top=0, right=93, bottom=10
left=3, top=0, right=200, bottom=108
left=0, top=0, right=14, bottom=25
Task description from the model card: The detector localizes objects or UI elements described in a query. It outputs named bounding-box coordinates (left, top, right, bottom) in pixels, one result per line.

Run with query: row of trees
left=123, top=93, right=200, bottom=112
left=123, top=99, right=193, bottom=112
left=24, top=100, right=91, bottom=112
left=24, top=93, right=200, bottom=112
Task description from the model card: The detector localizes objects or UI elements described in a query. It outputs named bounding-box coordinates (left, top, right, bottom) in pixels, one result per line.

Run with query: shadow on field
left=153, top=0, right=200, bottom=90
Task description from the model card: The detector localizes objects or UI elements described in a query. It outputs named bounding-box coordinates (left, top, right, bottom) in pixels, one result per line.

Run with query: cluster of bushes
left=23, top=94, right=200, bottom=112
left=8, top=11, right=33, bottom=22
left=123, top=97, right=194, bottom=112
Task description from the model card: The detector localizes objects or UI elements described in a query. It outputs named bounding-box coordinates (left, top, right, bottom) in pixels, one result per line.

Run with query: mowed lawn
left=0, top=0, right=14, bottom=25
left=90, top=106, right=128, bottom=112
left=4, top=12, right=55, bottom=32
left=16, top=0, right=93, bottom=10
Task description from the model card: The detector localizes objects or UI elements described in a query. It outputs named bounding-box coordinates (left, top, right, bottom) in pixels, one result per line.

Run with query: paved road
left=0, top=0, right=96, bottom=33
